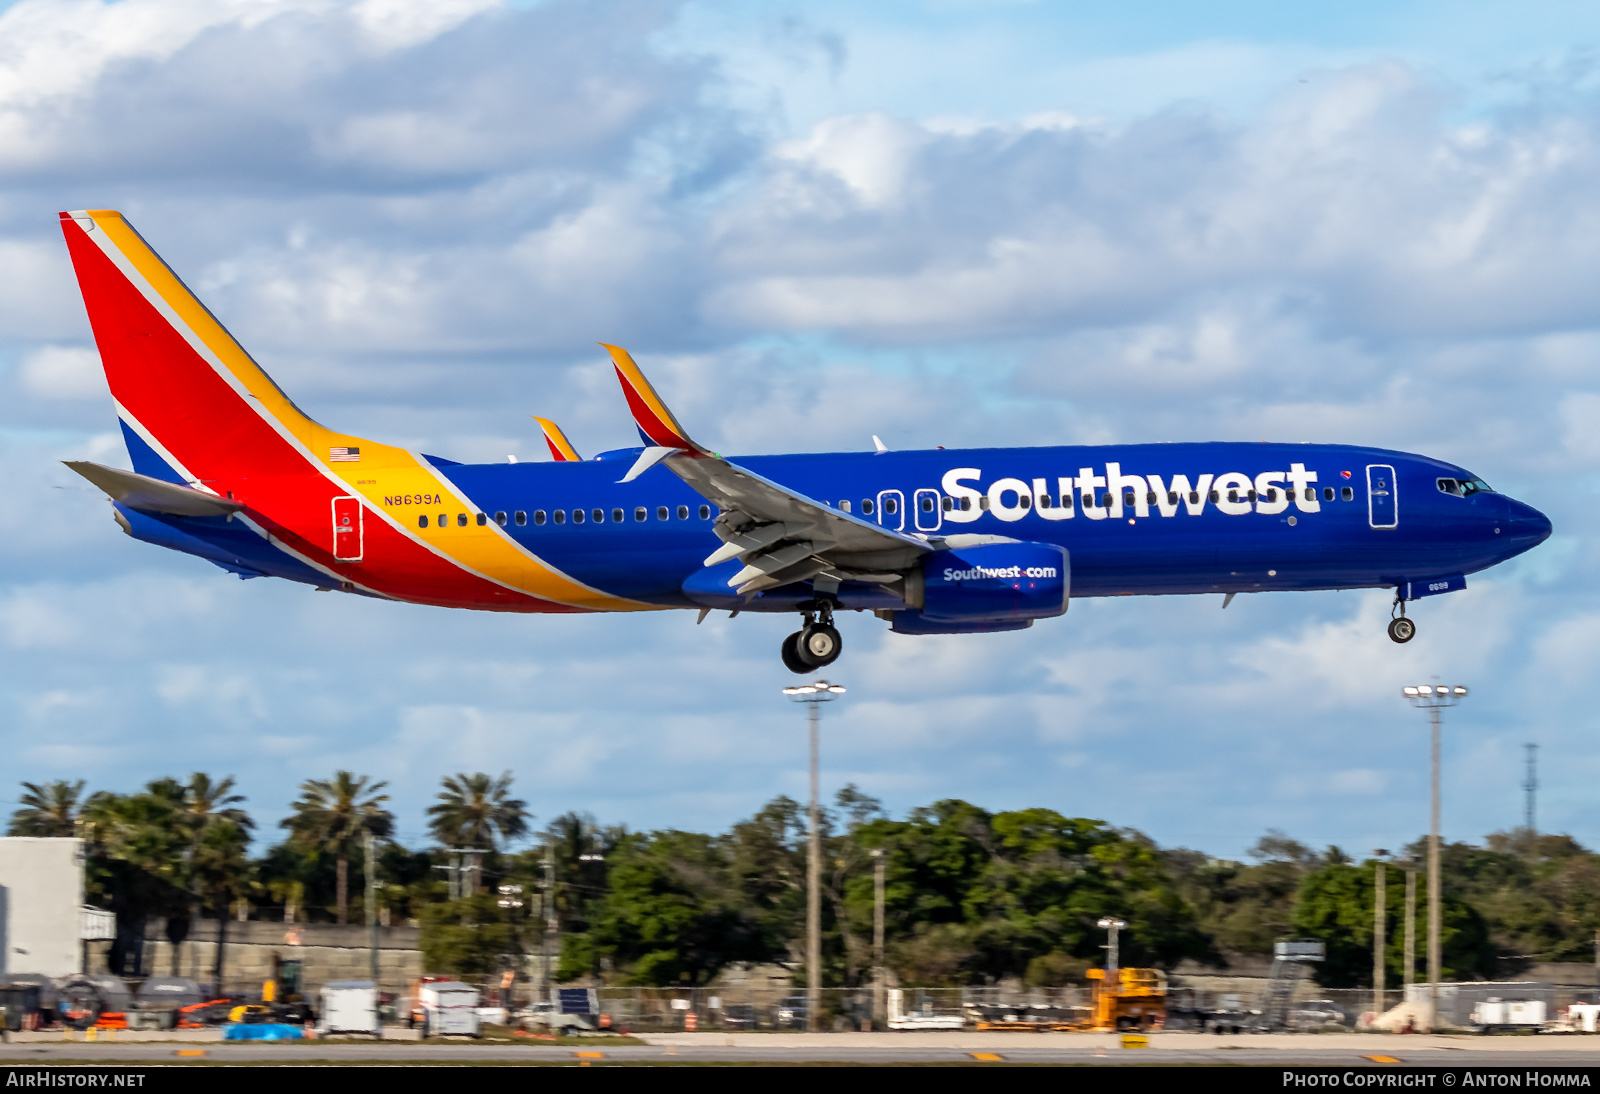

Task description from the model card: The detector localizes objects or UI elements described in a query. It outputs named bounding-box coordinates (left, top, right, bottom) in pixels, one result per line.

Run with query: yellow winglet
left=531, top=416, right=582, bottom=462
left=600, top=343, right=701, bottom=452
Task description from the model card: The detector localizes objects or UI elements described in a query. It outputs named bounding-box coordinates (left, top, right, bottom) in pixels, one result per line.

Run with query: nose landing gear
left=1388, top=597, right=1416, bottom=644
left=782, top=600, right=842, bottom=673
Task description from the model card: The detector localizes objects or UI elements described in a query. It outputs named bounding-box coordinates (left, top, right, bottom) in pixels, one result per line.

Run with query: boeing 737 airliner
left=57, top=210, right=1552, bottom=672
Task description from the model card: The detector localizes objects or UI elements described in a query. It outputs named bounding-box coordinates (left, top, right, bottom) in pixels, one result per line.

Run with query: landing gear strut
left=1388, top=596, right=1416, bottom=644
left=782, top=600, right=842, bottom=672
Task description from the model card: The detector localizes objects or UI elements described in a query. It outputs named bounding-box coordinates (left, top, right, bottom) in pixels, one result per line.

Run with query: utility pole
left=542, top=844, right=556, bottom=999
left=782, top=680, right=845, bottom=1034
left=1372, top=850, right=1388, bottom=1020
left=365, top=831, right=379, bottom=1032
left=1524, top=743, right=1538, bottom=835
left=1403, top=862, right=1417, bottom=992
left=1404, top=683, right=1467, bottom=1032
left=871, top=848, right=885, bottom=1030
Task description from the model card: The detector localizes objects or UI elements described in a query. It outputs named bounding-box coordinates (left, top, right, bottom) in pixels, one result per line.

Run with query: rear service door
left=876, top=489, right=905, bottom=532
left=1366, top=465, right=1398, bottom=529
left=332, top=496, right=364, bottom=560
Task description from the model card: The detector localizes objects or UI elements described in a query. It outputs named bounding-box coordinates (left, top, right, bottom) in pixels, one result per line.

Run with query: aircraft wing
left=531, top=417, right=581, bottom=462
left=65, top=461, right=244, bottom=517
left=602, top=344, right=930, bottom=595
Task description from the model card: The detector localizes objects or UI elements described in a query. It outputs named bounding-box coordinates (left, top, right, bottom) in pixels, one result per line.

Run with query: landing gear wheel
left=781, top=632, right=810, bottom=673
left=799, top=623, right=842, bottom=667
left=1387, top=617, right=1416, bottom=643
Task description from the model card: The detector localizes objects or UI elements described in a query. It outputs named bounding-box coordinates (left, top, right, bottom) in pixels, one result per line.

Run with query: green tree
left=79, top=784, right=192, bottom=976
left=8, top=779, right=87, bottom=836
left=427, top=772, right=530, bottom=893
left=571, top=829, right=768, bottom=985
left=282, top=772, right=394, bottom=925
left=1294, top=855, right=1497, bottom=986
left=419, top=893, right=522, bottom=977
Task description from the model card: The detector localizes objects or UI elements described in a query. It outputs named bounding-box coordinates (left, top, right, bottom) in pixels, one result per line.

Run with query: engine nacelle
left=891, top=541, right=1068, bottom=634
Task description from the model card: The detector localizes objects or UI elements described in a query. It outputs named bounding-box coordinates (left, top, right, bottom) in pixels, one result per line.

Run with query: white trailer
left=318, top=980, right=380, bottom=1036
left=418, top=981, right=480, bottom=1037
left=1469, top=997, right=1546, bottom=1033
left=888, top=989, right=964, bottom=1030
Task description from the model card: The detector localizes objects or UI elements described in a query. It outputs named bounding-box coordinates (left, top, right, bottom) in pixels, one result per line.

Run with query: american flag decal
left=329, top=446, right=360, bottom=463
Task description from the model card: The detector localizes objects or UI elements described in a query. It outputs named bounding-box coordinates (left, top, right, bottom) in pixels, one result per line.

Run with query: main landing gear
left=1388, top=597, right=1416, bottom=644
left=782, top=600, right=842, bottom=673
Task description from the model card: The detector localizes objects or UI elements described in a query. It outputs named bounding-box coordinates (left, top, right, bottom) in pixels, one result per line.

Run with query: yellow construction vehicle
left=1084, top=967, right=1167, bottom=1031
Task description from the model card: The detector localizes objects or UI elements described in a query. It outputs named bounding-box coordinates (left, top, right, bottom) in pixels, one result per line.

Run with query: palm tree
left=8, top=780, right=86, bottom=836
left=171, top=774, right=254, bottom=976
left=427, top=772, right=530, bottom=893
left=281, top=772, right=393, bottom=924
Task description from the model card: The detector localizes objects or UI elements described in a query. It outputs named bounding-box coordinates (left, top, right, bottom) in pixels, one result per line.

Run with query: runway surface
left=4, top=1031, right=1600, bottom=1065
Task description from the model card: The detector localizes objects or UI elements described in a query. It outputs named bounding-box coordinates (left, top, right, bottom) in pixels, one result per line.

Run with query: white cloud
left=18, top=344, right=104, bottom=399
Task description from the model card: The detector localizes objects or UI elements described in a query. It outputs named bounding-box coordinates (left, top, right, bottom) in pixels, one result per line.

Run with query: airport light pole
left=783, top=680, right=845, bottom=1033
left=1098, top=917, right=1126, bottom=982
left=1403, top=683, right=1468, bottom=1030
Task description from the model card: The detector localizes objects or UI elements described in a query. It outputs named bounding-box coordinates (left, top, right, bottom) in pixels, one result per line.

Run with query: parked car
left=722, top=1004, right=758, bottom=1030
left=1288, top=1000, right=1349, bottom=1030
left=776, top=996, right=808, bottom=1030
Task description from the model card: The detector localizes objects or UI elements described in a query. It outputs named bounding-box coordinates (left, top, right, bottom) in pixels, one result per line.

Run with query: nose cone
left=1503, top=496, right=1552, bottom=552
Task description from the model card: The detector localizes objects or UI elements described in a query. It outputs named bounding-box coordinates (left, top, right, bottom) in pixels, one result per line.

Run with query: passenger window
left=518, top=511, right=530, bottom=526
left=418, top=515, right=429, bottom=528
left=613, top=509, right=624, bottom=523
left=863, top=499, right=875, bottom=515
left=437, top=512, right=446, bottom=527
left=841, top=500, right=852, bottom=513
left=476, top=513, right=487, bottom=526
left=677, top=505, right=689, bottom=519
left=1019, top=495, right=1030, bottom=510
left=699, top=505, right=711, bottom=519
left=457, top=513, right=468, bottom=527
left=1189, top=492, right=1199, bottom=504
left=1209, top=491, right=1219, bottom=503
left=941, top=497, right=952, bottom=512
left=1247, top=490, right=1257, bottom=502
left=1168, top=491, right=1178, bottom=506
left=980, top=496, right=992, bottom=511
left=1061, top=494, right=1073, bottom=511
left=885, top=497, right=898, bottom=515
left=657, top=506, right=668, bottom=520
left=1146, top=491, right=1156, bottom=505
left=554, top=510, right=566, bottom=525
left=593, top=509, right=604, bottom=523
left=1322, top=488, right=1334, bottom=502
left=495, top=511, right=508, bottom=526
left=530, top=511, right=542, bottom=526
left=1124, top=491, right=1136, bottom=506
left=572, top=509, right=584, bottom=524
left=1341, top=487, right=1354, bottom=501
left=1228, top=490, right=1238, bottom=503
left=635, top=507, right=647, bottom=521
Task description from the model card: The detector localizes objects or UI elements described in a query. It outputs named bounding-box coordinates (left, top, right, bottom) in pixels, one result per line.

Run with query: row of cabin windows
left=840, top=484, right=1360, bottom=516
left=417, top=504, right=713, bottom=529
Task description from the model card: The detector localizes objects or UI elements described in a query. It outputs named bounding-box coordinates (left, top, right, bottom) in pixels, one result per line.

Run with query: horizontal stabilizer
left=64, top=461, right=243, bottom=517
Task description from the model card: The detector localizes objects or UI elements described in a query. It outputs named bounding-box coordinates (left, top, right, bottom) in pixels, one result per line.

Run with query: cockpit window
left=1438, top=477, right=1493, bottom=497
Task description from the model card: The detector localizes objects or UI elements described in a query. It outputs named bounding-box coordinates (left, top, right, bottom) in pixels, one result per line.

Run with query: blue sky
left=2, top=0, right=1599, bottom=857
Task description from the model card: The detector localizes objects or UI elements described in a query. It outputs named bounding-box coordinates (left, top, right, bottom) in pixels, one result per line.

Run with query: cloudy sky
left=2, top=0, right=1596, bottom=858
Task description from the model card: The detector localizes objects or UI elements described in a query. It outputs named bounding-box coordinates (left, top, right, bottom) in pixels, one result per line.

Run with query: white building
left=0, top=838, right=85, bottom=977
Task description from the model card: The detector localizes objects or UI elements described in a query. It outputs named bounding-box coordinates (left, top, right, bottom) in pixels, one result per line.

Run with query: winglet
left=530, top=417, right=582, bottom=462
left=600, top=344, right=703, bottom=454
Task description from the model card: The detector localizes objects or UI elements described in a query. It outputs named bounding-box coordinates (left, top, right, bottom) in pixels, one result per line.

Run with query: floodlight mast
left=1097, top=916, right=1127, bottom=984
left=1402, top=683, right=1468, bottom=1032
left=783, top=679, right=845, bottom=1033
